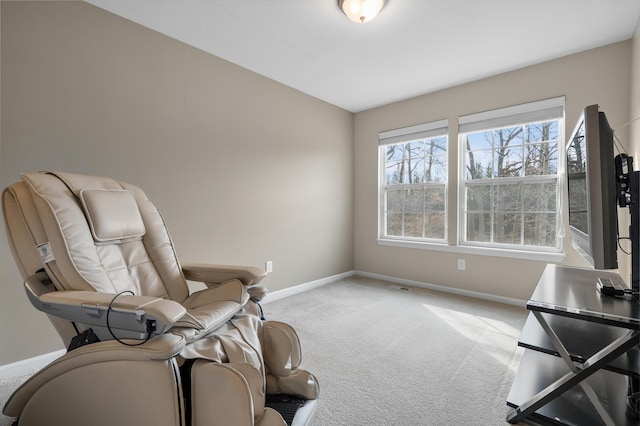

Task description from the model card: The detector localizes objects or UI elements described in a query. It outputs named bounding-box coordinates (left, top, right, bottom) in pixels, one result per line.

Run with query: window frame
left=378, top=119, right=449, bottom=244
left=457, top=97, right=565, bottom=254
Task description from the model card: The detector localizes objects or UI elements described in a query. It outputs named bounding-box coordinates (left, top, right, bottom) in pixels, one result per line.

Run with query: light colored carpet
left=1, top=371, right=35, bottom=426
left=263, top=275, right=528, bottom=425
left=0, top=275, right=528, bottom=425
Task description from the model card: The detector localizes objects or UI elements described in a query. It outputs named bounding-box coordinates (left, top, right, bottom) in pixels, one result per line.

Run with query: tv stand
left=507, top=264, right=640, bottom=425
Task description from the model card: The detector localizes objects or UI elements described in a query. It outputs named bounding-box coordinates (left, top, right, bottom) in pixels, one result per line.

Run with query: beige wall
left=632, top=14, right=640, bottom=159
left=627, top=18, right=640, bottom=296
left=1, top=1, right=638, bottom=366
left=0, top=1, right=354, bottom=364
left=354, top=41, right=633, bottom=301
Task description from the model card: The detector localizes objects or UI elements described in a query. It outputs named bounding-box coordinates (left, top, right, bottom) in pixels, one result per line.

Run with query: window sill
left=377, top=238, right=566, bottom=263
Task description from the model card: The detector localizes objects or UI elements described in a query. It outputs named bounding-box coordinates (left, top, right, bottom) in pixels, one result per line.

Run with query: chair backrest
left=3, top=171, right=190, bottom=303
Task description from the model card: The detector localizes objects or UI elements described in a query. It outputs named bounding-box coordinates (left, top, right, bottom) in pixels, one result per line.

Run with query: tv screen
left=566, top=105, right=618, bottom=270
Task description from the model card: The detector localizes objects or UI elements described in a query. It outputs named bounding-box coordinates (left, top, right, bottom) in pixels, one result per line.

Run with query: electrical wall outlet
left=457, top=259, right=466, bottom=271
left=265, top=261, right=273, bottom=273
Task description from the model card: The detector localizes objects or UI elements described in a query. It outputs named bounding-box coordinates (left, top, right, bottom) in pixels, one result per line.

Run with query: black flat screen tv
left=566, top=104, right=618, bottom=270
left=566, top=105, right=639, bottom=419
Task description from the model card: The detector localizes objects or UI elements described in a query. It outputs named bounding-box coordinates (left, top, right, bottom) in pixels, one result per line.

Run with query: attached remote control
left=596, top=277, right=626, bottom=297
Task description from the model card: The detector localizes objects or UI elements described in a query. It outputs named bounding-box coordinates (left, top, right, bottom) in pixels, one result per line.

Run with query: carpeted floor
left=0, top=275, right=529, bottom=425
left=262, top=275, right=528, bottom=425
left=1, top=371, right=35, bottom=426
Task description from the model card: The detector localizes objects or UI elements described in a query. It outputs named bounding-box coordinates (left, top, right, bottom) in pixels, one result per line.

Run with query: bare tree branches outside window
left=378, top=101, right=562, bottom=252
left=463, top=120, right=560, bottom=249
left=384, top=136, right=447, bottom=240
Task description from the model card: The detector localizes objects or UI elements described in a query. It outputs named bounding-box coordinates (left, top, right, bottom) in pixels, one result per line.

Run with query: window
left=459, top=97, right=564, bottom=252
left=379, top=120, right=448, bottom=242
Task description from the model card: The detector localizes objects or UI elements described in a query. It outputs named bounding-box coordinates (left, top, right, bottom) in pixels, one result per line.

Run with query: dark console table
left=507, top=264, right=640, bottom=425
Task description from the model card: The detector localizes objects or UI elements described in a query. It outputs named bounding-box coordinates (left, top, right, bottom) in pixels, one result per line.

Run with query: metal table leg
left=507, top=314, right=638, bottom=424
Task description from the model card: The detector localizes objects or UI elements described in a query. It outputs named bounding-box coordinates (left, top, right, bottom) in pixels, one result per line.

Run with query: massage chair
left=1, top=171, right=319, bottom=426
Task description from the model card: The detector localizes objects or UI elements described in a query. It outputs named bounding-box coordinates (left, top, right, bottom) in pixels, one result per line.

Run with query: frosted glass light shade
left=338, top=0, right=385, bottom=23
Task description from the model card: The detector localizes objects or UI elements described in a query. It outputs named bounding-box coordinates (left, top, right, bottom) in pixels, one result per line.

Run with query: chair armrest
left=182, top=262, right=267, bottom=286
left=25, top=272, right=186, bottom=336
left=247, top=286, right=268, bottom=302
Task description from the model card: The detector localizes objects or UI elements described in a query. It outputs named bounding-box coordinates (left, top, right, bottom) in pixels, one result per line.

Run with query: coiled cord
left=106, top=290, right=154, bottom=346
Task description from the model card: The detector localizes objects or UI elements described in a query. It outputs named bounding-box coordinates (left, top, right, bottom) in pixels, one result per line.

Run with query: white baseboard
left=0, top=269, right=525, bottom=375
left=354, top=270, right=528, bottom=308
left=262, top=270, right=355, bottom=303
left=0, top=349, right=65, bottom=380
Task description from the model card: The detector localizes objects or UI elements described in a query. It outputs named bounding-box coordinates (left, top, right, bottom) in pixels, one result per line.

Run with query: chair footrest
left=265, top=395, right=306, bottom=426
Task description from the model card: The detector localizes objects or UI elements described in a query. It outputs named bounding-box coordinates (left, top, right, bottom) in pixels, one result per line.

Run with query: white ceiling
left=85, top=0, right=640, bottom=113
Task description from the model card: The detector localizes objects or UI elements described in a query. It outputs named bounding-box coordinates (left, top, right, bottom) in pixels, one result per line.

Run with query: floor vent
left=388, top=284, right=411, bottom=291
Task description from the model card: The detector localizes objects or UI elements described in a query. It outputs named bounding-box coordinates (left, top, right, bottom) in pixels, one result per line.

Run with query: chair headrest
left=80, top=188, right=146, bottom=243
left=22, top=171, right=146, bottom=244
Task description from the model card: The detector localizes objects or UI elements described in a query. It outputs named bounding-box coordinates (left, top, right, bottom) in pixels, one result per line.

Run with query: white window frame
left=378, top=119, right=449, bottom=245
left=458, top=97, right=565, bottom=253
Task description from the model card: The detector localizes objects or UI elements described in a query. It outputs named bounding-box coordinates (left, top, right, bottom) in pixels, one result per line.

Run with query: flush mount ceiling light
left=338, top=0, right=386, bottom=24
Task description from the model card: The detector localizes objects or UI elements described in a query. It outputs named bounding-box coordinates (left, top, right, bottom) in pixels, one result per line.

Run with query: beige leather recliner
left=2, top=171, right=319, bottom=426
